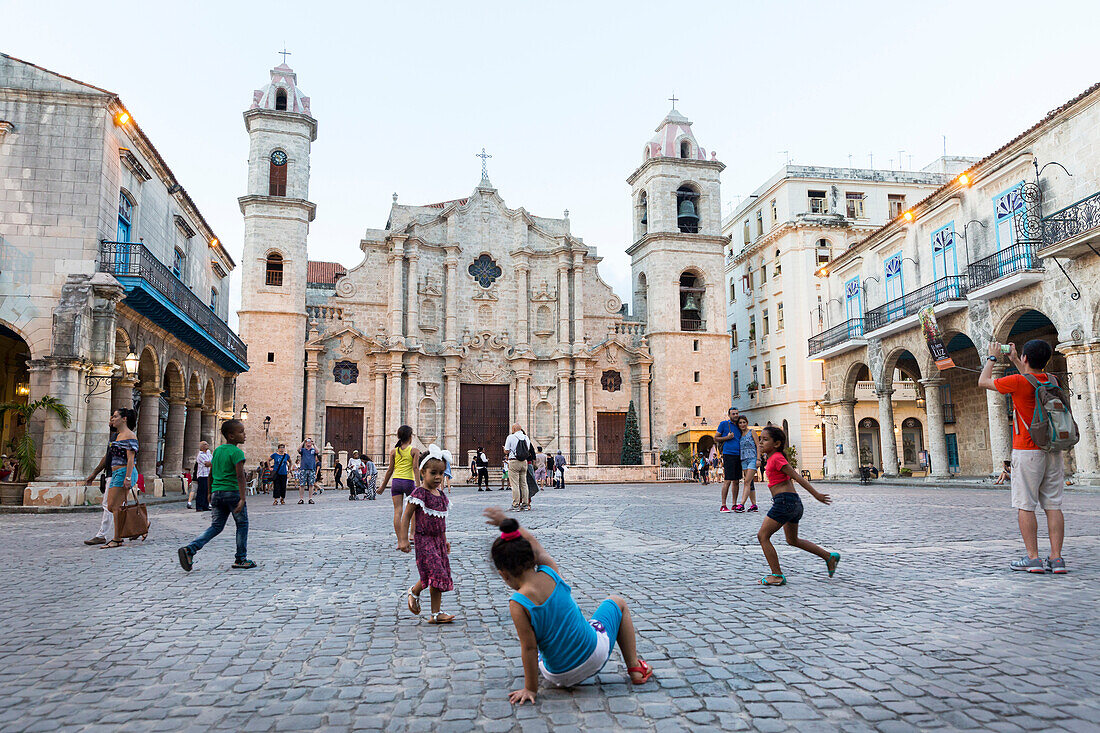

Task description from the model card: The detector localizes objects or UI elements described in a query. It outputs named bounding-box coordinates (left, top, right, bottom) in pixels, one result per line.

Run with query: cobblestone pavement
left=1, top=482, right=1098, bottom=732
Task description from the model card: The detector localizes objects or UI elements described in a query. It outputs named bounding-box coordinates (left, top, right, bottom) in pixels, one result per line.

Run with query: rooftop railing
left=864, top=275, right=967, bottom=333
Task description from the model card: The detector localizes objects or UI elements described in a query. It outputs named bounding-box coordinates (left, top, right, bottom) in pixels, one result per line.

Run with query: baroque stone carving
left=335, top=277, right=357, bottom=298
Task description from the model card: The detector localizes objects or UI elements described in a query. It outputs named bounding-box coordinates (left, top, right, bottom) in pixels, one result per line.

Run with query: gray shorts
left=1010, top=449, right=1064, bottom=511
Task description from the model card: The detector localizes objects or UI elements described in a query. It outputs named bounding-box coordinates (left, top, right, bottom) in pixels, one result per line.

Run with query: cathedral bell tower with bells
left=626, top=100, right=731, bottom=447
left=235, top=59, right=318, bottom=453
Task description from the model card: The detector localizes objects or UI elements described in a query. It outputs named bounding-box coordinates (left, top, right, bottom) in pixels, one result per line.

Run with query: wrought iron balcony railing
left=99, top=241, right=247, bottom=365
left=864, top=276, right=968, bottom=333
left=807, top=318, right=864, bottom=357
left=1041, top=190, right=1100, bottom=250
left=942, top=402, right=956, bottom=425
left=967, top=242, right=1042, bottom=290
left=680, top=318, right=706, bottom=332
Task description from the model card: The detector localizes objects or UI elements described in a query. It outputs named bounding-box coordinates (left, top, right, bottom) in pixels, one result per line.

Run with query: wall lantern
left=240, top=404, right=249, bottom=420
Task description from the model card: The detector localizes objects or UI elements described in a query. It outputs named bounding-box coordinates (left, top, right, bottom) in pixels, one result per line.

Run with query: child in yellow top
left=380, top=425, right=421, bottom=540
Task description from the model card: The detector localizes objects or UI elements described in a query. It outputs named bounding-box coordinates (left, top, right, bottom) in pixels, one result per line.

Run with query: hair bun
left=499, top=518, right=519, bottom=534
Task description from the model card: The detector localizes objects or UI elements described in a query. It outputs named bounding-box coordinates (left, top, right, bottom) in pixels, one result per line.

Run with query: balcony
left=854, top=380, right=919, bottom=402
left=680, top=318, right=706, bottom=332
left=807, top=318, right=866, bottom=360
left=1040, top=190, right=1100, bottom=258
left=760, top=334, right=770, bottom=352
left=943, top=402, right=956, bottom=425
left=99, top=241, right=248, bottom=372
left=967, top=242, right=1043, bottom=300
left=864, top=275, right=968, bottom=338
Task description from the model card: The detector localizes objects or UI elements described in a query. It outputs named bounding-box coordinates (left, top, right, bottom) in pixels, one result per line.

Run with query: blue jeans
left=187, top=492, right=248, bottom=562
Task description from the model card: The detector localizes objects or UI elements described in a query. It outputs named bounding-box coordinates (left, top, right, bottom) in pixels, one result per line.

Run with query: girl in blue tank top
left=484, top=507, right=654, bottom=704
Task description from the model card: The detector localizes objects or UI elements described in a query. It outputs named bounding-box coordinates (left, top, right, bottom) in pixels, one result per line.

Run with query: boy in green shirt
left=178, top=419, right=256, bottom=571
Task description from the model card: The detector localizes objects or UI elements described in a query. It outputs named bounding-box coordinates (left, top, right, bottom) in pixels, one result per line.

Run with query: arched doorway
left=0, top=323, right=32, bottom=461
left=901, top=417, right=925, bottom=469
left=858, top=417, right=882, bottom=469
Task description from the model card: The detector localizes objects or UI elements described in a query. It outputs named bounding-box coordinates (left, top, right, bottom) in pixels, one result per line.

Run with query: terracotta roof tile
left=307, top=260, right=346, bottom=285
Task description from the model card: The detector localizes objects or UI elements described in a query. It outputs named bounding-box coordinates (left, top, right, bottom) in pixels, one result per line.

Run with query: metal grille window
left=265, top=253, right=284, bottom=286
left=333, top=361, right=359, bottom=385
left=468, top=254, right=502, bottom=288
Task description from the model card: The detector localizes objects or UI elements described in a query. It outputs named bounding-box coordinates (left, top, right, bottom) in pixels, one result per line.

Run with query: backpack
left=514, top=436, right=534, bottom=462
left=1022, top=374, right=1079, bottom=452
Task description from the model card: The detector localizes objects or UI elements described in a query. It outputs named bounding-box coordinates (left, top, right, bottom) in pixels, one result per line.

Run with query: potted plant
left=899, top=467, right=913, bottom=477
left=0, top=396, right=71, bottom=505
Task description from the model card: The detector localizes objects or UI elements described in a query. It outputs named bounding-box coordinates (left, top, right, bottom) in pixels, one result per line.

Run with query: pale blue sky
left=4, top=1, right=1098, bottom=324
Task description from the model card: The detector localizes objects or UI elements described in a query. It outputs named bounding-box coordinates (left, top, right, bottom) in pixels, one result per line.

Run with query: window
left=733, top=371, right=740, bottom=395
left=752, top=364, right=758, bottom=385
left=764, top=361, right=772, bottom=387
left=680, top=140, right=692, bottom=159
left=693, top=371, right=700, bottom=383
left=117, top=192, right=133, bottom=242
left=265, top=253, right=284, bottom=286
left=676, top=186, right=700, bottom=234
left=209, top=288, right=217, bottom=310
left=275, top=88, right=288, bottom=111
left=693, top=339, right=700, bottom=352
left=816, top=238, right=831, bottom=265
left=267, top=352, right=275, bottom=363
left=816, top=295, right=824, bottom=330
left=779, top=357, right=787, bottom=385
left=172, top=248, right=184, bottom=279
left=994, top=183, right=1025, bottom=250
left=931, top=223, right=958, bottom=279
left=888, top=194, right=906, bottom=219
left=762, top=308, right=770, bottom=336
left=638, top=191, right=648, bottom=232
left=808, top=190, right=827, bottom=214
left=695, top=405, right=701, bottom=417
left=730, top=324, right=738, bottom=346
left=845, top=192, right=865, bottom=219
left=333, top=361, right=359, bottom=385
left=749, top=314, right=756, bottom=340
left=601, top=370, right=622, bottom=392
left=777, top=302, right=784, bottom=331
left=771, top=198, right=778, bottom=224
left=756, top=210, right=763, bottom=237
left=774, top=248, right=782, bottom=276
left=745, top=270, right=754, bottom=292
left=759, top=261, right=767, bottom=285
left=729, top=279, right=736, bottom=303
left=469, top=253, right=503, bottom=288
left=743, top=220, right=750, bottom=245
left=679, top=272, right=704, bottom=331
left=844, top=277, right=862, bottom=322
left=884, top=252, right=904, bottom=316
left=269, top=149, right=288, bottom=196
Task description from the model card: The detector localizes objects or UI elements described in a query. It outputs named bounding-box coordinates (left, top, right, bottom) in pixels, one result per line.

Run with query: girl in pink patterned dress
left=397, top=444, right=455, bottom=624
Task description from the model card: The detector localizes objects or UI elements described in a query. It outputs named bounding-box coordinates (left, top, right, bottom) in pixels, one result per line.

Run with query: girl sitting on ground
left=397, top=445, right=455, bottom=624
left=756, top=425, right=840, bottom=586
left=484, top=506, right=653, bottom=704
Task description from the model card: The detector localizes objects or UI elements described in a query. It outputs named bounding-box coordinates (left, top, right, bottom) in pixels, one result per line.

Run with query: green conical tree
left=621, top=400, right=642, bottom=465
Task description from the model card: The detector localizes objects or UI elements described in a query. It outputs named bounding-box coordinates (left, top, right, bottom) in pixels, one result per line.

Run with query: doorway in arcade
left=460, top=384, right=509, bottom=466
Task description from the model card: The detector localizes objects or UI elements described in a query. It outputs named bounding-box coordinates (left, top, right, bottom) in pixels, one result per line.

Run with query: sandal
left=407, top=586, right=421, bottom=616
left=298, top=499, right=304, bottom=504
left=427, top=612, right=455, bottom=624
left=273, top=500, right=278, bottom=506
left=826, top=552, right=841, bottom=577
left=100, top=539, right=124, bottom=549
left=308, top=499, right=315, bottom=504
left=761, top=574, right=786, bottom=586
left=627, top=660, right=654, bottom=684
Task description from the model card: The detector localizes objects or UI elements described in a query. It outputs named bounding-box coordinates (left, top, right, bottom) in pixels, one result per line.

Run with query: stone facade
left=0, top=54, right=243, bottom=505
left=815, top=82, right=1100, bottom=482
left=235, top=70, right=731, bottom=466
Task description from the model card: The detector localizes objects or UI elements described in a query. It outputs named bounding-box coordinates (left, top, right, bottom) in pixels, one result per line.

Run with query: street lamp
left=122, top=351, right=139, bottom=379
left=263, top=416, right=271, bottom=436
left=240, top=404, right=249, bottom=420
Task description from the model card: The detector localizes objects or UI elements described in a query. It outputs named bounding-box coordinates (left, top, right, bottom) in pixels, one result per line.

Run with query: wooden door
left=597, top=411, right=626, bottom=465
left=325, top=406, right=364, bottom=457
left=460, top=384, right=510, bottom=465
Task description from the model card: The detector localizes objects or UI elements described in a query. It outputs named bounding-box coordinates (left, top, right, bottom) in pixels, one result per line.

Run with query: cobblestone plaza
left=1, top=482, right=1098, bottom=732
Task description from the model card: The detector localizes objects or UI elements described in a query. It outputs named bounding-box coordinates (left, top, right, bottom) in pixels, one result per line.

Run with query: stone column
left=83, top=364, right=115, bottom=476
left=443, top=248, right=459, bottom=344
left=584, top=370, right=596, bottom=466
left=390, top=240, right=405, bottom=338
left=444, top=363, right=460, bottom=452
left=405, top=355, right=420, bottom=436
left=406, top=243, right=420, bottom=347
left=34, top=359, right=84, bottom=482
left=557, top=264, right=570, bottom=346
left=639, top=369, right=652, bottom=459
left=876, top=388, right=899, bottom=476
left=137, top=387, right=161, bottom=478
left=921, top=378, right=950, bottom=480
left=557, top=365, right=571, bottom=454
left=182, top=401, right=203, bottom=475
left=372, top=366, right=387, bottom=459
left=387, top=361, right=403, bottom=436
left=162, top=399, right=186, bottom=478
left=572, top=251, right=586, bottom=345
left=836, top=399, right=859, bottom=478
left=201, top=408, right=217, bottom=447
left=823, top=418, right=836, bottom=477
left=1062, top=345, right=1099, bottom=482
left=303, top=364, right=319, bottom=440
left=112, top=376, right=137, bottom=412
left=516, top=262, right=530, bottom=347
left=985, top=363, right=1012, bottom=468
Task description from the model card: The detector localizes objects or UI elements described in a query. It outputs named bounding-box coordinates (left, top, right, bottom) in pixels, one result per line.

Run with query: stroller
left=347, top=469, right=377, bottom=500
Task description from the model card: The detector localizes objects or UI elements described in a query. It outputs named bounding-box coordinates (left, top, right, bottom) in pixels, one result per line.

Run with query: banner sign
left=918, top=305, right=954, bottom=369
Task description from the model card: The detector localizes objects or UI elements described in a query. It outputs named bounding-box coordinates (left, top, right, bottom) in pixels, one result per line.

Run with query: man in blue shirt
left=715, top=407, right=742, bottom=512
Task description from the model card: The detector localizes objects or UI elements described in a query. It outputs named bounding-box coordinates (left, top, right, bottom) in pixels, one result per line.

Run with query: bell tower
left=235, top=62, right=317, bottom=459
left=626, top=103, right=731, bottom=449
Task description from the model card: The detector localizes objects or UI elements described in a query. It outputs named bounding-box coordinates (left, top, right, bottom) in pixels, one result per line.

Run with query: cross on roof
left=668, top=92, right=678, bottom=108
left=278, top=47, right=292, bottom=64
left=476, top=147, right=492, bottom=180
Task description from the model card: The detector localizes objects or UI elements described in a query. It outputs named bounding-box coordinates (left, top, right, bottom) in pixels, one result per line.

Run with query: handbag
left=115, top=489, right=150, bottom=541
left=526, top=464, right=540, bottom=499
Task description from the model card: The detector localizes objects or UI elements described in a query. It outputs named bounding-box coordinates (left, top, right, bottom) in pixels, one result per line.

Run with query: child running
left=379, top=425, right=420, bottom=541
left=484, top=506, right=653, bottom=704
left=756, top=425, right=838, bottom=586
left=733, top=415, right=759, bottom=513
left=397, top=444, right=455, bottom=624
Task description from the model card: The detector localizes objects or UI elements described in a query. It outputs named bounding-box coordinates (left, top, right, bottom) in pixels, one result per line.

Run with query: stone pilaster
left=921, top=378, right=950, bottom=480
left=1060, top=344, right=1099, bottom=482
left=557, top=365, right=570, bottom=454
left=583, top=369, right=596, bottom=466
left=876, top=388, right=899, bottom=476
left=137, top=387, right=162, bottom=479
left=985, top=363, right=1012, bottom=467
left=557, top=264, right=570, bottom=347
left=406, top=242, right=420, bottom=348
left=390, top=238, right=406, bottom=338
left=443, top=247, right=459, bottom=344
left=516, top=261, right=530, bottom=347
left=836, top=399, right=859, bottom=478
left=639, top=367, right=652, bottom=458
left=372, top=365, right=387, bottom=460
left=387, top=360, right=403, bottom=437
left=572, top=251, right=585, bottom=345
left=444, top=362, right=460, bottom=452
left=83, top=363, right=115, bottom=477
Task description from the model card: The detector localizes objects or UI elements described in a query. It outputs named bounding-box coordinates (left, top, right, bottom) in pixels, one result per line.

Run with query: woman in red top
left=757, top=426, right=840, bottom=586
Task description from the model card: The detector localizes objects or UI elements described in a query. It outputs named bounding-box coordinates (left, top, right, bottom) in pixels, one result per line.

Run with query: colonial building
left=0, top=54, right=246, bottom=505
left=723, top=164, right=968, bottom=476
left=235, top=66, right=731, bottom=466
left=813, top=82, right=1100, bottom=483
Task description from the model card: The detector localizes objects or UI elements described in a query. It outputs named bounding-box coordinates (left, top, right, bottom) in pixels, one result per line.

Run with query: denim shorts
left=741, top=455, right=758, bottom=472
left=766, top=492, right=804, bottom=525
left=109, top=466, right=139, bottom=488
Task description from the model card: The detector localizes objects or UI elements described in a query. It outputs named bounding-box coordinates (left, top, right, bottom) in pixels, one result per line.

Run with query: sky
left=3, top=1, right=1098, bottom=328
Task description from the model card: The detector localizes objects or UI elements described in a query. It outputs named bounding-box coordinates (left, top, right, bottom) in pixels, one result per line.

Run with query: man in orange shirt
left=978, top=339, right=1066, bottom=574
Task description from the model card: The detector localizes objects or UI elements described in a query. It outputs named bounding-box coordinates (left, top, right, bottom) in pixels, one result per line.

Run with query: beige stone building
left=813, top=82, right=1100, bottom=483
left=0, top=54, right=246, bottom=505
left=235, top=66, right=731, bottom=467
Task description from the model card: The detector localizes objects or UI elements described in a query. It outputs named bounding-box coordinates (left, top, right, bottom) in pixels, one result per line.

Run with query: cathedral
left=235, top=64, right=731, bottom=468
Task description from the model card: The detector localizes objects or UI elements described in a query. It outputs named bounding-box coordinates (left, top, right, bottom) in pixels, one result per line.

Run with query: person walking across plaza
left=535, top=446, right=547, bottom=486
left=397, top=445, right=455, bottom=624
left=715, top=407, right=743, bottom=512
left=756, top=426, right=838, bottom=586
left=505, top=424, right=534, bottom=511
left=333, top=459, right=343, bottom=491
left=177, top=419, right=256, bottom=571
left=379, top=425, right=420, bottom=541
left=734, top=415, right=759, bottom=513
left=483, top=506, right=653, bottom=704
left=554, top=449, right=567, bottom=490
left=83, top=408, right=139, bottom=548
left=475, top=447, right=490, bottom=491
left=297, top=438, right=319, bottom=504
left=193, top=441, right=212, bottom=511
left=269, top=444, right=290, bottom=506
left=979, top=339, right=1072, bottom=573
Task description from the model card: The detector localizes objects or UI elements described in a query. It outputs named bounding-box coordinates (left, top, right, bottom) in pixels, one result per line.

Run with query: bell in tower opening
left=679, top=272, right=705, bottom=331
left=676, top=185, right=700, bottom=233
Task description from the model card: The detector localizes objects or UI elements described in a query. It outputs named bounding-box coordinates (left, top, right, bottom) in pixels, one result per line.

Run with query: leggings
left=272, top=474, right=287, bottom=500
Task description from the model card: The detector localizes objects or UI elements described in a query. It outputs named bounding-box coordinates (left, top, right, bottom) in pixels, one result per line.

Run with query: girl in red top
left=757, top=426, right=840, bottom=586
